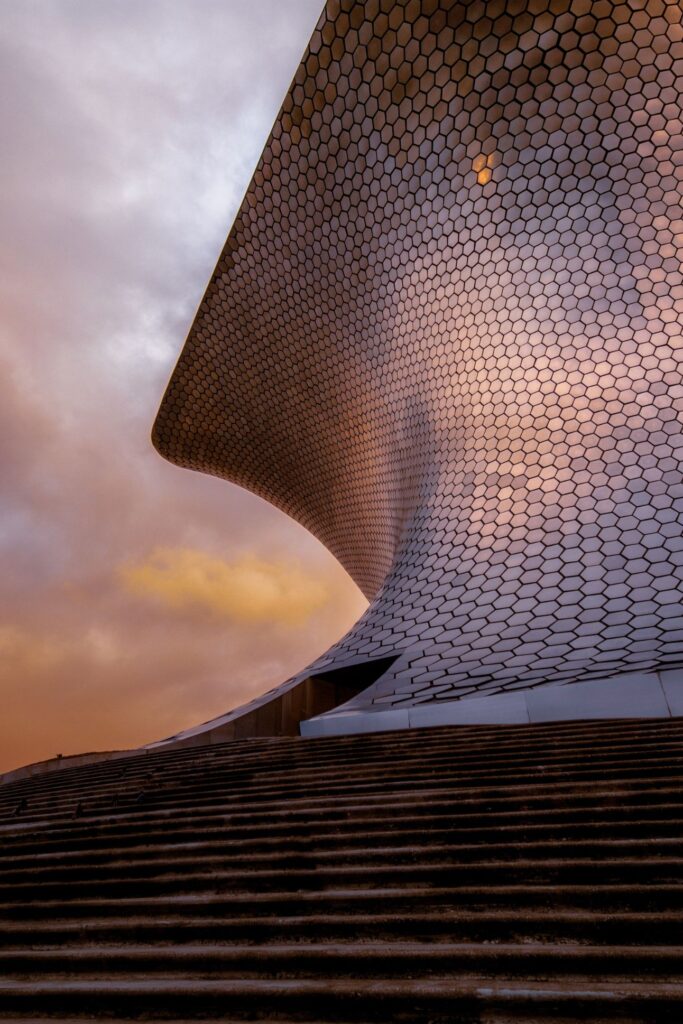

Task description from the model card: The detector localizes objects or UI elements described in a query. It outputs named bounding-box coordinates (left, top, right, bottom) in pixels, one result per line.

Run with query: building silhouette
left=154, top=0, right=683, bottom=737
left=4, top=4, right=683, bottom=1018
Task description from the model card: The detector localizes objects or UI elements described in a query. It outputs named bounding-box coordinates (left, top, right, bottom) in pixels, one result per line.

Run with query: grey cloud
left=0, top=0, right=366, bottom=773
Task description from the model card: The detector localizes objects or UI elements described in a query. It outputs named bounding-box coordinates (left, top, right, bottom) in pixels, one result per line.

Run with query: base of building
left=301, top=667, right=683, bottom=738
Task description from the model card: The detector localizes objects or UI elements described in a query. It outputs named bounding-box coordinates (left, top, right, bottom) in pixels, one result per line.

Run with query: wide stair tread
left=0, top=976, right=682, bottom=1023
left=1, top=717, right=682, bottom=1020
left=2, top=940, right=682, bottom=975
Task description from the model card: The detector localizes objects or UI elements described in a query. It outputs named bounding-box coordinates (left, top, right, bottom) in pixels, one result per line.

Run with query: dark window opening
left=225, top=655, right=399, bottom=740
left=303, top=655, right=398, bottom=719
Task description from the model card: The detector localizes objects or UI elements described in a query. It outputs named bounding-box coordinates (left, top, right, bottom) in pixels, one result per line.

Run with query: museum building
left=2, top=2, right=683, bottom=1019
left=152, top=0, right=683, bottom=742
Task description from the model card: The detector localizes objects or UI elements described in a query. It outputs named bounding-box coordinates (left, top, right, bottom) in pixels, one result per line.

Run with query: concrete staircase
left=0, top=717, right=682, bottom=1021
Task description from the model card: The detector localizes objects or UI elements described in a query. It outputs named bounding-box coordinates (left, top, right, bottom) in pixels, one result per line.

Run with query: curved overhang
left=154, top=0, right=683, bottom=732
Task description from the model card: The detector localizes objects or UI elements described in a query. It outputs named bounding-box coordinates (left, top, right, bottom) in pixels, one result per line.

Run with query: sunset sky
left=0, top=0, right=366, bottom=774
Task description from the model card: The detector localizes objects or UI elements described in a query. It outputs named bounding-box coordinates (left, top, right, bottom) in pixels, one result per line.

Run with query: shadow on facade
left=227, top=656, right=398, bottom=739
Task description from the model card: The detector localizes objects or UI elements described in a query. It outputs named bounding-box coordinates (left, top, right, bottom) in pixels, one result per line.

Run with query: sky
left=0, top=0, right=366, bottom=774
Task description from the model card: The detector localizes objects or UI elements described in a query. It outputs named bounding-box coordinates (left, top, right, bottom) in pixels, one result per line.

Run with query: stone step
left=1, top=857, right=681, bottom=903
left=4, top=834, right=682, bottom=880
left=4, top=720, right=682, bottom=816
left=2, top=807, right=681, bottom=873
left=8, top=761, right=683, bottom=831
left=4, top=738, right=682, bottom=815
left=3, top=719, right=682, bottom=1021
left=2, top=805, right=681, bottom=859
left=2, top=883, right=682, bottom=922
left=3, top=909, right=680, bottom=947
left=0, top=976, right=681, bottom=1021
left=4, top=775, right=683, bottom=842
left=1, top=941, right=681, bottom=978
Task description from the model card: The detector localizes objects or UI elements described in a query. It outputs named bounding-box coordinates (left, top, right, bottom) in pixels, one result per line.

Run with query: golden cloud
left=118, top=547, right=329, bottom=626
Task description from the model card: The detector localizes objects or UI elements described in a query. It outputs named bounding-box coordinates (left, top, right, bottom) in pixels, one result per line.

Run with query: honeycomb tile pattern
left=154, top=0, right=683, bottom=712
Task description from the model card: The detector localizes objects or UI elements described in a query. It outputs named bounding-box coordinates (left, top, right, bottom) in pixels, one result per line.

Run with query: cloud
left=0, top=1, right=369, bottom=774
left=0, top=624, right=67, bottom=674
left=119, top=547, right=329, bottom=625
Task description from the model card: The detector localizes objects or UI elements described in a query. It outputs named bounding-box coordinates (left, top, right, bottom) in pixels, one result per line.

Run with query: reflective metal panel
left=154, top=0, right=683, bottom=712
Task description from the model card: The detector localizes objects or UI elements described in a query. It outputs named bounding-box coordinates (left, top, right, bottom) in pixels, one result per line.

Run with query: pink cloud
left=0, top=0, right=367, bottom=774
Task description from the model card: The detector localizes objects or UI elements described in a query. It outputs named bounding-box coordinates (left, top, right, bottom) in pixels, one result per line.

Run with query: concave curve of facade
left=153, top=0, right=683, bottom=736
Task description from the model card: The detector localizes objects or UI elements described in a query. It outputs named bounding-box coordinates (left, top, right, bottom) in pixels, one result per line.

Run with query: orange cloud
left=0, top=623, right=124, bottom=680
left=118, top=547, right=330, bottom=626
left=0, top=2, right=364, bottom=776
left=0, top=624, right=67, bottom=675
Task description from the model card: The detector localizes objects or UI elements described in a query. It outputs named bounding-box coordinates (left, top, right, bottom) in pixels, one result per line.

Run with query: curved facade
left=154, top=0, right=683, bottom=723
